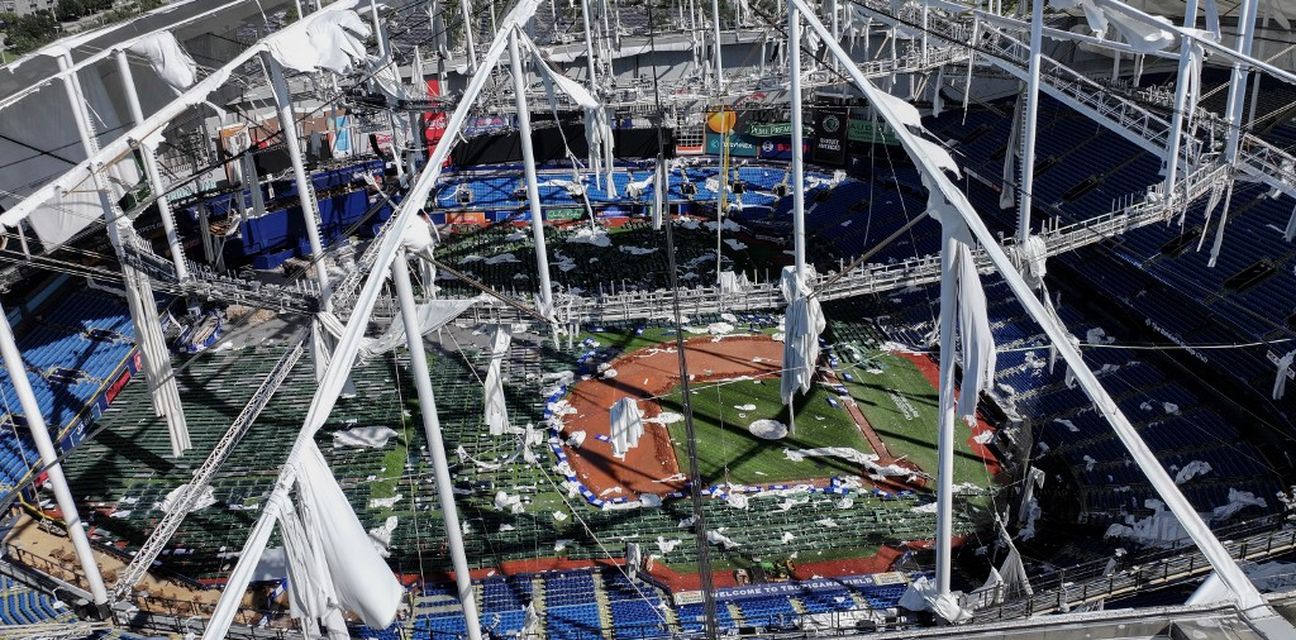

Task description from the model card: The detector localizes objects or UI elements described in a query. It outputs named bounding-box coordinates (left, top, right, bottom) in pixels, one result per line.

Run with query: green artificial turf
left=841, top=352, right=997, bottom=489
left=659, top=378, right=875, bottom=487
left=580, top=326, right=684, bottom=356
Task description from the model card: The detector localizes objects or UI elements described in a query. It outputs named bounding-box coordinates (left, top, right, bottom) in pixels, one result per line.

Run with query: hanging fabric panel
left=484, top=326, right=512, bottom=435
left=294, top=440, right=403, bottom=629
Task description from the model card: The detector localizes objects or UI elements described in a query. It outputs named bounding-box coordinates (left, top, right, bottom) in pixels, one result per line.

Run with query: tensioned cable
left=644, top=0, right=719, bottom=636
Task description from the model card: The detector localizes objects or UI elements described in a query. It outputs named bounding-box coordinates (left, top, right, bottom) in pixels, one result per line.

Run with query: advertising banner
left=704, top=108, right=759, bottom=158
left=813, top=108, right=848, bottom=165
left=847, top=117, right=900, bottom=145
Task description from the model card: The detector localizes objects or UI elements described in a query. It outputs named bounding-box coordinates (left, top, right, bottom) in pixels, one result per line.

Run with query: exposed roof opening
left=1159, top=227, right=1202, bottom=258
left=1224, top=259, right=1277, bottom=292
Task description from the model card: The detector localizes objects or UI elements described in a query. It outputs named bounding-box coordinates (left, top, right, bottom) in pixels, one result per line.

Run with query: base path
left=898, top=352, right=1003, bottom=477
left=558, top=335, right=784, bottom=497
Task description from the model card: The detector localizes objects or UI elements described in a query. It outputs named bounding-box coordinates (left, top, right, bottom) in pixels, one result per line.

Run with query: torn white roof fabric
left=1274, top=350, right=1294, bottom=400
left=485, top=326, right=512, bottom=436
left=127, top=31, right=198, bottom=90
left=898, top=575, right=972, bottom=624
left=358, top=296, right=484, bottom=360
left=780, top=267, right=826, bottom=406
left=291, top=440, right=403, bottom=629
left=268, top=9, right=371, bottom=74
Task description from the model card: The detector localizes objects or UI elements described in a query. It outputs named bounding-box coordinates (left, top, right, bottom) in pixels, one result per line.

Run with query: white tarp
left=1273, top=350, right=1294, bottom=400
left=1174, top=460, right=1212, bottom=484
left=781, top=295, right=825, bottom=404
left=1050, top=0, right=1108, bottom=36
left=1001, top=94, right=1023, bottom=210
left=0, top=67, right=141, bottom=248
left=780, top=266, right=825, bottom=406
left=609, top=397, right=645, bottom=458
left=1105, top=5, right=1177, bottom=52
left=289, top=440, right=403, bottom=629
left=517, top=32, right=600, bottom=109
left=927, top=185, right=996, bottom=422
left=275, top=492, right=348, bottom=640
left=955, top=240, right=995, bottom=419
left=127, top=31, right=198, bottom=90
left=719, top=270, right=753, bottom=294
left=484, top=326, right=511, bottom=435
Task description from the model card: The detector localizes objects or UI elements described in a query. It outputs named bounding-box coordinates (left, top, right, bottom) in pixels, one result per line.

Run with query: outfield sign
left=744, top=121, right=813, bottom=138
left=674, top=574, right=902, bottom=605
left=847, top=119, right=899, bottom=145
left=547, top=207, right=585, bottom=221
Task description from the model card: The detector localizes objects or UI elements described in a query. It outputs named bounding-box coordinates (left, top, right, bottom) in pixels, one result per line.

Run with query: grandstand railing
left=2, top=543, right=92, bottom=603
left=891, top=0, right=1296, bottom=202
left=109, top=598, right=300, bottom=640
left=973, top=515, right=1296, bottom=621
left=457, top=159, right=1226, bottom=325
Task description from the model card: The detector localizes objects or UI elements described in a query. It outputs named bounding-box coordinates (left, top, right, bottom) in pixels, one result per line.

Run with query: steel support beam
left=1016, top=0, right=1043, bottom=246
left=510, top=28, right=555, bottom=318
left=1164, top=0, right=1201, bottom=198
left=788, top=0, right=807, bottom=281
left=391, top=250, right=482, bottom=640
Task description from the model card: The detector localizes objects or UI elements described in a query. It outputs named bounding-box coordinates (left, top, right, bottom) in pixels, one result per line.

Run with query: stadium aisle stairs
left=591, top=574, right=615, bottom=635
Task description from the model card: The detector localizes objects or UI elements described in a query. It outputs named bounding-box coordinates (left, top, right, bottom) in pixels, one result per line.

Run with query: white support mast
left=113, top=50, right=189, bottom=282
left=581, top=0, right=599, bottom=182
left=934, top=234, right=958, bottom=597
left=0, top=304, right=109, bottom=612
left=1163, top=0, right=1200, bottom=198
left=390, top=251, right=483, bottom=640
left=711, top=0, right=724, bottom=93
left=788, top=0, right=807, bottom=281
left=1223, top=0, right=1259, bottom=164
left=1016, top=0, right=1043, bottom=246
left=460, top=0, right=478, bottom=74
left=59, top=54, right=189, bottom=458
left=263, top=52, right=339, bottom=384
left=510, top=28, right=556, bottom=319
left=795, top=4, right=1293, bottom=634
left=264, top=53, right=332, bottom=307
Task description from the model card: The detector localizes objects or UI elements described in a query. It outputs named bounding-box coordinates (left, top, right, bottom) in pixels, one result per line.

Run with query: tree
left=56, top=0, right=85, bottom=22
left=0, top=11, right=60, bottom=54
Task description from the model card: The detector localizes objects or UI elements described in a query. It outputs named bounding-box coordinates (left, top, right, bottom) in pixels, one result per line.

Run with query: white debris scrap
left=1174, top=460, right=1213, bottom=484
left=656, top=537, right=682, bottom=554
left=368, top=516, right=399, bottom=557
left=707, top=530, right=741, bottom=549
left=332, top=426, right=400, bottom=449
left=368, top=494, right=402, bottom=509
left=494, top=491, right=526, bottom=514
left=160, top=483, right=217, bottom=514
left=568, top=226, right=611, bottom=247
